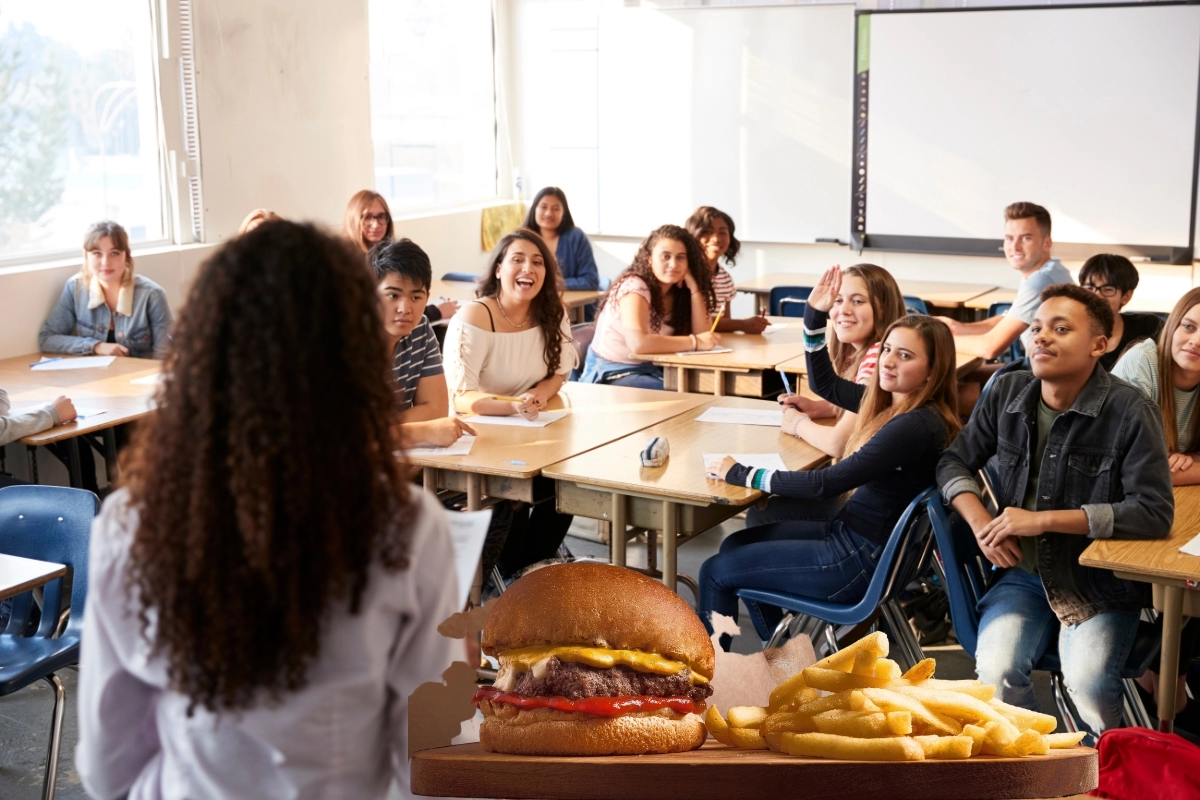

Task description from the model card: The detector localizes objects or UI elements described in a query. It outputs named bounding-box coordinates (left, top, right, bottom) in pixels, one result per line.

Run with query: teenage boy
left=937, top=284, right=1173, bottom=740
left=372, top=238, right=474, bottom=448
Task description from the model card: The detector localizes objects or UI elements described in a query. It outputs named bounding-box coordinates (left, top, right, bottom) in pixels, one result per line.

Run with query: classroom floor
left=0, top=515, right=1062, bottom=800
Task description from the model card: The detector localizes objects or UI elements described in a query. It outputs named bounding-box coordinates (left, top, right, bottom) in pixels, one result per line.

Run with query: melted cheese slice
left=499, top=645, right=708, bottom=684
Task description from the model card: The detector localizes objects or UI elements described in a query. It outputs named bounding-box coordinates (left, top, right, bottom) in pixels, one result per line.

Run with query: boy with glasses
left=1078, top=254, right=1163, bottom=370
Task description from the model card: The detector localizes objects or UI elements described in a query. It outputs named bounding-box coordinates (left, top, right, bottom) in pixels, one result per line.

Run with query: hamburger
left=473, top=562, right=715, bottom=756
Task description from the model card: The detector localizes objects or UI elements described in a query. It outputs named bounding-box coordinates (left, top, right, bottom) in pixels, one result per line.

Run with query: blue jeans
left=974, top=568, right=1139, bottom=743
left=578, top=349, right=664, bottom=389
left=745, top=494, right=845, bottom=527
left=698, top=519, right=880, bottom=648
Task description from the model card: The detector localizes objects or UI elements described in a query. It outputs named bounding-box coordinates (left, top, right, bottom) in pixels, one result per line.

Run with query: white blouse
left=76, top=488, right=460, bottom=800
left=443, top=309, right=576, bottom=399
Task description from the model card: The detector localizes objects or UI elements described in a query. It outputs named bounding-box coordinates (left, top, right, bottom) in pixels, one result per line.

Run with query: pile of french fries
left=705, top=632, right=1086, bottom=761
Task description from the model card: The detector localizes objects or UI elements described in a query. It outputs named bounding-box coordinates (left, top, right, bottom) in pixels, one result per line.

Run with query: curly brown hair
left=684, top=206, right=741, bottom=266
left=122, top=221, right=414, bottom=714
left=599, top=225, right=717, bottom=332
left=476, top=228, right=567, bottom=377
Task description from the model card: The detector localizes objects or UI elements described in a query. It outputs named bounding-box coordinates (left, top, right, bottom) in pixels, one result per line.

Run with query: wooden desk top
left=1079, top=485, right=1200, bottom=584
left=430, top=280, right=602, bottom=310
left=775, top=350, right=983, bottom=378
left=407, top=383, right=710, bottom=480
left=735, top=273, right=997, bottom=308
left=632, top=317, right=807, bottom=371
left=964, top=288, right=1018, bottom=311
left=543, top=396, right=828, bottom=506
left=0, top=353, right=160, bottom=444
left=0, top=553, right=67, bottom=602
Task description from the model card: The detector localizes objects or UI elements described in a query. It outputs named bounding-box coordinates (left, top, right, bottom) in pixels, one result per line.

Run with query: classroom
left=2, top=0, right=1199, bottom=798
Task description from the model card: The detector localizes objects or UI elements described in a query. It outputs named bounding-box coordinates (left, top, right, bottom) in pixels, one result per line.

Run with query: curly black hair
left=599, top=224, right=717, bottom=333
left=684, top=206, right=741, bottom=266
left=123, top=220, right=413, bottom=714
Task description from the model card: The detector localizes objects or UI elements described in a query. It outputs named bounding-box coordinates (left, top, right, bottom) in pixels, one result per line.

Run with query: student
left=578, top=224, right=719, bottom=389
left=1079, top=254, right=1163, bottom=371
left=371, top=238, right=475, bottom=447
left=76, top=221, right=459, bottom=799
left=238, top=208, right=282, bottom=234
left=938, top=284, right=1173, bottom=741
left=344, top=189, right=394, bottom=253
left=684, top=206, right=768, bottom=334
left=699, top=313, right=960, bottom=646
left=524, top=187, right=600, bottom=291
left=40, top=221, right=173, bottom=359
left=443, top=229, right=576, bottom=576
left=0, top=390, right=76, bottom=488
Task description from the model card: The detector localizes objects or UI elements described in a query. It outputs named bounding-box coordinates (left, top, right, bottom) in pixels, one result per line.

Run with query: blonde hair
left=844, top=315, right=961, bottom=458
left=828, top=264, right=907, bottom=381
left=80, top=220, right=133, bottom=283
left=1157, top=287, right=1200, bottom=452
left=238, top=208, right=282, bottom=235
left=343, top=190, right=393, bottom=252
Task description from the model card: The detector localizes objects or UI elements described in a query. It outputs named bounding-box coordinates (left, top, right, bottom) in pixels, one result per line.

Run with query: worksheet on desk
left=674, top=346, right=733, bottom=355
left=695, top=406, right=783, bottom=427
left=30, top=356, right=116, bottom=370
left=703, top=453, right=788, bottom=472
left=461, top=410, right=567, bottom=428
left=1180, top=532, right=1200, bottom=557
left=406, top=435, right=476, bottom=457
left=761, top=323, right=789, bottom=335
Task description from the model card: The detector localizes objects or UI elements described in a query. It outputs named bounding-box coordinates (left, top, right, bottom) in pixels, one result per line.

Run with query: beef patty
left=511, top=657, right=713, bottom=703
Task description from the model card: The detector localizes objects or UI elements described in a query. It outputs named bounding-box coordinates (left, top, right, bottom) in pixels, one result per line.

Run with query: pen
left=30, top=356, right=62, bottom=368
left=709, top=307, right=725, bottom=334
left=778, top=369, right=794, bottom=396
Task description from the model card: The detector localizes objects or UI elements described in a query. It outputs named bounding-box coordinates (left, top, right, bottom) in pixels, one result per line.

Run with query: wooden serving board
left=411, top=742, right=1098, bottom=800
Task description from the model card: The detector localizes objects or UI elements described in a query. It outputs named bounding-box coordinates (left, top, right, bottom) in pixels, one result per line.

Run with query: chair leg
left=765, top=613, right=796, bottom=650
left=675, top=573, right=699, bottom=608
left=824, top=623, right=839, bottom=654
left=881, top=601, right=926, bottom=671
left=1122, top=677, right=1155, bottom=729
left=1050, top=671, right=1080, bottom=734
left=41, top=673, right=65, bottom=800
left=489, top=566, right=507, bottom=595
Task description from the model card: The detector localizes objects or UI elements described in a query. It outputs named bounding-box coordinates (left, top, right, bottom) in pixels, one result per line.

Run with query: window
left=368, top=0, right=498, bottom=212
left=0, top=0, right=167, bottom=263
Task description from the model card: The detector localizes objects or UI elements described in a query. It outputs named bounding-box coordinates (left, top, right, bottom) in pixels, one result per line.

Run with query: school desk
left=735, top=273, right=998, bottom=314
left=0, top=553, right=67, bottom=603
left=429, top=279, right=603, bottom=323
left=1080, top=484, right=1200, bottom=734
left=543, top=396, right=828, bottom=592
left=0, top=353, right=161, bottom=487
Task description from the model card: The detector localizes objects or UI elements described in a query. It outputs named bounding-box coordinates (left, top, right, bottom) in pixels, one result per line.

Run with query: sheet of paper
left=8, top=406, right=106, bottom=421
left=446, top=509, right=494, bottom=609
left=1180, top=532, right=1200, bottom=557
left=674, top=346, right=734, bottom=356
left=703, top=453, right=788, bottom=472
left=30, top=356, right=116, bottom=371
left=130, top=373, right=165, bottom=385
left=406, top=435, right=476, bottom=458
left=461, top=410, right=567, bottom=428
left=762, top=323, right=790, bottom=335
left=695, top=406, right=783, bottom=427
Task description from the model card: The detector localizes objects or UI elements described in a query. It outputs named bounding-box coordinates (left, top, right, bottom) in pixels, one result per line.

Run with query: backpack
left=1090, top=727, right=1200, bottom=799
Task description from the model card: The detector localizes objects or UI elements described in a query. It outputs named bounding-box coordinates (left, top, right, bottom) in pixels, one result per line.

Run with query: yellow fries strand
left=900, top=658, right=936, bottom=682
left=782, top=732, right=924, bottom=762
left=727, top=706, right=769, bottom=729
left=803, top=666, right=893, bottom=692
left=1045, top=731, right=1087, bottom=749
left=705, top=705, right=733, bottom=746
left=727, top=727, right=770, bottom=750
left=913, top=735, right=973, bottom=759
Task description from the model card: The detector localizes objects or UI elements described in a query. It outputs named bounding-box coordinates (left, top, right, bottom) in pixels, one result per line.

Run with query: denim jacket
left=937, top=366, right=1173, bottom=625
left=39, top=274, right=173, bottom=359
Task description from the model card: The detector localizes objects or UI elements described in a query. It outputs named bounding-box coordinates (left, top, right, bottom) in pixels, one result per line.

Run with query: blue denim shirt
left=555, top=227, right=600, bottom=291
left=39, top=274, right=173, bottom=359
left=937, top=366, right=1174, bottom=625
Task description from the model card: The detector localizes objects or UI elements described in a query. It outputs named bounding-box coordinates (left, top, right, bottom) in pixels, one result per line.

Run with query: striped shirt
left=803, top=311, right=880, bottom=385
left=1112, top=337, right=1198, bottom=449
left=711, top=264, right=736, bottom=307
left=391, top=317, right=444, bottom=410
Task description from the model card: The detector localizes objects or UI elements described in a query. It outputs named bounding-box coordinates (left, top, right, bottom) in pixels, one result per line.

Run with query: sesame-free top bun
left=482, top=562, right=715, bottom=679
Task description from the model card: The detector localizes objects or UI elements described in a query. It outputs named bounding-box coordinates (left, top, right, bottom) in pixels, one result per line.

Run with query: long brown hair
left=829, top=263, right=907, bottom=380
left=343, top=189, right=394, bottom=252
left=598, top=224, right=717, bottom=333
left=844, top=315, right=961, bottom=457
left=476, top=228, right=568, bottom=377
left=1157, top=287, right=1200, bottom=452
left=123, top=221, right=413, bottom=714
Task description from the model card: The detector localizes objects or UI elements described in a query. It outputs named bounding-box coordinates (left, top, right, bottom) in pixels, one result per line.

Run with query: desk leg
left=610, top=493, right=627, bottom=567
left=662, top=500, right=678, bottom=592
left=103, top=428, right=118, bottom=485
left=422, top=467, right=437, bottom=496
left=713, top=370, right=725, bottom=397
left=467, top=473, right=483, bottom=608
left=1158, top=586, right=1184, bottom=733
left=676, top=366, right=687, bottom=394
left=66, top=439, right=82, bottom=489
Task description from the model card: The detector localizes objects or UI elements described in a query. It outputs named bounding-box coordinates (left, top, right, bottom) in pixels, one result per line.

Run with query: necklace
left=496, top=295, right=531, bottom=329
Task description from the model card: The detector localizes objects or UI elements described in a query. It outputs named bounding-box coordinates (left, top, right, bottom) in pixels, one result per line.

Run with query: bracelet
left=690, top=333, right=698, bottom=350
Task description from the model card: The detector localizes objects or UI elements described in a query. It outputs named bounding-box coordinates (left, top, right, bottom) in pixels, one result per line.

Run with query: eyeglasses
left=1081, top=283, right=1121, bottom=298
left=362, top=213, right=389, bottom=224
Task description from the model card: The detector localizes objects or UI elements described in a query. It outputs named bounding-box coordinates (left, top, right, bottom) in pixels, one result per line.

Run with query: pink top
left=591, top=277, right=675, bottom=365
left=855, top=342, right=882, bottom=384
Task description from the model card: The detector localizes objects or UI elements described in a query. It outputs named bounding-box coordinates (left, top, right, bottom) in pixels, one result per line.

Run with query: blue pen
left=778, top=369, right=794, bottom=397
left=30, top=356, right=62, bottom=368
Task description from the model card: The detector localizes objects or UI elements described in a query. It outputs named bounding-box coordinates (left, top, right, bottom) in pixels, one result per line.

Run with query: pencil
left=709, top=307, right=725, bottom=334
left=489, top=395, right=527, bottom=403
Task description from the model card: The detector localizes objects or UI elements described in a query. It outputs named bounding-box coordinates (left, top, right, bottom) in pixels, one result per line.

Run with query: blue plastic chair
left=926, top=495, right=1158, bottom=731
left=441, top=271, right=477, bottom=282
left=903, top=296, right=929, bottom=315
left=735, top=487, right=938, bottom=669
left=0, top=485, right=99, bottom=799
left=768, top=286, right=813, bottom=318
left=987, top=302, right=1025, bottom=363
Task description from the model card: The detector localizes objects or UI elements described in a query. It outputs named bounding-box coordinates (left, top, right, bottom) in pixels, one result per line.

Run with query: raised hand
left=806, top=265, right=842, bottom=314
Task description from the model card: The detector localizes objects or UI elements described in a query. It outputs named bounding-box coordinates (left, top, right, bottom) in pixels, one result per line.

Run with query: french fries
left=703, top=631, right=1088, bottom=762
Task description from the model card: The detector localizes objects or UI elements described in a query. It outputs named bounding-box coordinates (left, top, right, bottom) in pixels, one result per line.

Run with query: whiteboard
left=863, top=5, right=1200, bottom=251
left=593, top=3, right=854, bottom=242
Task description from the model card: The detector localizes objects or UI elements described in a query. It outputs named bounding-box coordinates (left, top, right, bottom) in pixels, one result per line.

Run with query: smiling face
left=376, top=273, right=429, bottom=342
left=1171, top=303, right=1200, bottom=388
left=831, top=274, right=875, bottom=347
left=1080, top=272, right=1133, bottom=317
left=361, top=199, right=390, bottom=245
left=1003, top=216, right=1051, bottom=274
left=534, top=195, right=564, bottom=235
left=876, top=326, right=930, bottom=399
left=697, top=217, right=730, bottom=267
left=496, top=238, right=547, bottom=301
left=86, top=235, right=127, bottom=285
left=649, top=237, right=690, bottom=289
left=1027, top=296, right=1106, bottom=382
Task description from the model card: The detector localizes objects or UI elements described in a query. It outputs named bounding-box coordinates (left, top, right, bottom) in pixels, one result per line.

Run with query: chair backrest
left=441, top=272, right=477, bottom=283
left=987, top=302, right=1025, bottom=363
left=903, top=296, right=929, bottom=315
left=768, top=286, right=812, bottom=317
left=0, top=485, right=99, bottom=639
left=569, top=322, right=596, bottom=380
left=926, top=495, right=993, bottom=658
left=970, top=357, right=1029, bottom=425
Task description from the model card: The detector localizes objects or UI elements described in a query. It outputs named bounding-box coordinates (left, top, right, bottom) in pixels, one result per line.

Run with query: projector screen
left=860, top=4, right=1200, bottom=260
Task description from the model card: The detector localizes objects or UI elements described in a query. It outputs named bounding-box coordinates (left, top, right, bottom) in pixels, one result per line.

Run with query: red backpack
left=1090, top=728, right=1200, bottom=799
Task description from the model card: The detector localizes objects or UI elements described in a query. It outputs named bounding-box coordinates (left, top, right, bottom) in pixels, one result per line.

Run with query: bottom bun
left=480, top=710, right=707, bottom=756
